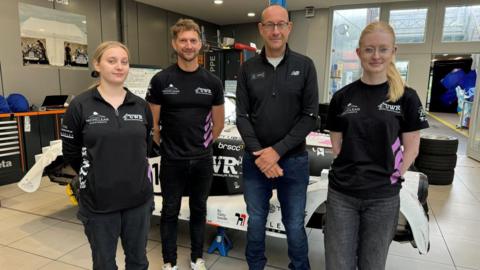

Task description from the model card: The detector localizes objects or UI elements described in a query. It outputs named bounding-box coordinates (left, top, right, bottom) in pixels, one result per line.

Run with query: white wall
left=289, top=9, right=330, bottom=103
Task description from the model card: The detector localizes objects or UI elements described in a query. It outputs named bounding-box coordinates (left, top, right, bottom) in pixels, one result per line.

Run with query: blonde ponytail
left=387, top=60, right=404, bottom=102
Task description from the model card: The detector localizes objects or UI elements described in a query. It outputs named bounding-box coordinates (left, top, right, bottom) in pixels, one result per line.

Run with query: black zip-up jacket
left=61, top=87, right=153, bottom=213
left=236, top=45, right=319, bottom=157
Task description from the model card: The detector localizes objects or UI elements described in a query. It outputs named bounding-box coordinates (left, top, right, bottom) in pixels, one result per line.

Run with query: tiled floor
left=1, top=116, right=480, bottom=270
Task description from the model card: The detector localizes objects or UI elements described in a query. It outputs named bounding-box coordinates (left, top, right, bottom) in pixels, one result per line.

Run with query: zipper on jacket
left=114, top=108, right=122, bottom=128
left=272, top=65, right=277, bottom=97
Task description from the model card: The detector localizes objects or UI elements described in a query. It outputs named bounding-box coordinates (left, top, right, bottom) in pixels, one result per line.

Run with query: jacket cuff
left=272, top=142, right=288, bottom=157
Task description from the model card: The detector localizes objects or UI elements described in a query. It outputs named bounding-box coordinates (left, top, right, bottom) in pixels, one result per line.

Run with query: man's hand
left=264, top=163, right=284, bottom=179
left=253, top=147, right=280, bottom=173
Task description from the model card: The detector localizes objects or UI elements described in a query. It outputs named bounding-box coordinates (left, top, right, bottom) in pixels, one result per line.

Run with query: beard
left=177, top=50, right=199, bottom=62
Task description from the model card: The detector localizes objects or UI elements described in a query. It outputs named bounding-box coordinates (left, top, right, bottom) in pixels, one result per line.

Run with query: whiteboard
left=124, top=66, right=162, bottom=99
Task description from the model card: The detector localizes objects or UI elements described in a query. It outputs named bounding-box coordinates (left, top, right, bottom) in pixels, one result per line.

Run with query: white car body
left=19, top=126, right=429, bottom=255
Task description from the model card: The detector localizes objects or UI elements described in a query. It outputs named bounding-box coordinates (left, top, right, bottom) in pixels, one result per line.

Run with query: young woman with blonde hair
left=325, top=21, right=429, bottom=270
left=62, top=41, right=154, bottom=270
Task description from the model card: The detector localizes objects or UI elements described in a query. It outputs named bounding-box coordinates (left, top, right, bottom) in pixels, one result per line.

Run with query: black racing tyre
left=416, top=167, right=455, bottom=185
left=415, top=154, right=457, bottom=170
left=420, top=134, right=458, bottom=155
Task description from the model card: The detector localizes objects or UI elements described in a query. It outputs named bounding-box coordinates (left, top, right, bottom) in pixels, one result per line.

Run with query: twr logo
left=235, top=213, right=248, bottom=226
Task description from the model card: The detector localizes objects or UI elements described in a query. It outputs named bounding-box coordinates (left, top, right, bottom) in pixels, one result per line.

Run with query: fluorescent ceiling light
left=247, top=12, right=255, bottom=17
left=214, top=0, right=223, bottom=4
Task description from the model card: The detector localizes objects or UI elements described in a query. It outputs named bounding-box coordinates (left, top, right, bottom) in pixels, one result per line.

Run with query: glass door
left=467, top=54, right=480, bottom=161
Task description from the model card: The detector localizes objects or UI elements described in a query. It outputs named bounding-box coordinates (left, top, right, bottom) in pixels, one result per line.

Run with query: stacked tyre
left=415, top=134, right=458, bottom=185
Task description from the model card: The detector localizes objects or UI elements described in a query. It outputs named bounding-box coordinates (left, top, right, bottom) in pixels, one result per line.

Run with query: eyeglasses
left=261, top=21, right=290, bottom=31
left=361, top=47, right=394, bottom=56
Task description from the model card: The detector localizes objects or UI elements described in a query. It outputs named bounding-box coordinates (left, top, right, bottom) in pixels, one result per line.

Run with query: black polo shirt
left=146, top=64, right=224, bottom=160
left=326, top=80, right=429, bottom=199
left=62, top=87, right=153, bottom=213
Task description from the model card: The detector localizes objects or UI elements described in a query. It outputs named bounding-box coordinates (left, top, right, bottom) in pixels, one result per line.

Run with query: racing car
left=18, top=123, right=430, bottom=255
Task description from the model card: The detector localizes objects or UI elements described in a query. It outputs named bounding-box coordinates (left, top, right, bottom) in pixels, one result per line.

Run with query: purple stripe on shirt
left=206, top=111, right=212, bottom=122
left=147, top=160, right=152, bottom=183
left=392, top=137, right=401, bottom=152
left=203, top=110, right=213, bottom=147
left=204, top=122, right=212, bottom=132
left=204, top=127, right=212, bottom=139
left=390, top=137, right=403, bottom=184
left=204, top=132, right=213, bottom=148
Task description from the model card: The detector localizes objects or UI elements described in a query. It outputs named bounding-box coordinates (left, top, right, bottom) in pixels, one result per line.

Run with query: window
left=328, top=7, right=380, bottom=99
left=442, top=5, right=480, bottom=42
left=389, top=8, right=428, bottom=43
left=395, top=61, right=409, bottom=82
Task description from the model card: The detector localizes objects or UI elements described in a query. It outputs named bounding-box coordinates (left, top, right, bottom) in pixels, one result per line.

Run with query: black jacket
left=236, top=45, right=319, bottom=157
left=61, top=87, right=153, bottom=213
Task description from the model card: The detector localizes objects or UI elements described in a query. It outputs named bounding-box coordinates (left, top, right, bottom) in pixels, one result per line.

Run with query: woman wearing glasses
left=325, top=21, right=429, bottom=270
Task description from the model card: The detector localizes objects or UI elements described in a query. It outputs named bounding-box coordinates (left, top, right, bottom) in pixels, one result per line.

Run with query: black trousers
left=77, top=197, right=154, bottom=270
left=160, top=157, right=213, bottom=265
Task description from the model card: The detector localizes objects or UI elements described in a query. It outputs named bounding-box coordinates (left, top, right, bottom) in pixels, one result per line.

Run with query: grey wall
left=0, top=0, right=120, bottom=105
left=137, top=2, right=168, bottom=67
left=123, top=0, right=220, bottom=67
left=289, top=9, right=330, bottom=103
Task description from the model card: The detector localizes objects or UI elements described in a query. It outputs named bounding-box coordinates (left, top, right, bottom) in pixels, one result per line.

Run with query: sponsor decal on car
left=235, top=212, right=248, bottom=226
left=217, top=209, right=228, bottom=222
left=269, top=203, right=281, bottom=214
left=217, top=142, right=243, bottom=151
left=213, top=156, right=241, bottom=177
left=310, top=147, right=325, bottom=157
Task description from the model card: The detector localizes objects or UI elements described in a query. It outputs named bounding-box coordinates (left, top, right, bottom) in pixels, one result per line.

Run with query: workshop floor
left=1, top=116, right=480, bottom=270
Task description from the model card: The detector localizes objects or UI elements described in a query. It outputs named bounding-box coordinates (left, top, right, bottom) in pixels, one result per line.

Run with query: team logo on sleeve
left=341, top=103, right=360, bottom=115
left=146, top=83, right=152, bottom=97
left=377, top=102, right=401, bottom=114
left=418, top=106, right=427, bottom=121
left=60, top=125, right=74, bottom=139
left=86, top=112, right=109, bottom=124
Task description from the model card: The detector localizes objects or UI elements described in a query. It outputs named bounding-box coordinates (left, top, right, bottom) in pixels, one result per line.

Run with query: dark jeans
left=324, top=188, right=400, bottom=270
left=160, top=157, right=213, bottom=265
left=243, top=151, right=310, bottom=270
left=77, top=197, right=154, bottom=270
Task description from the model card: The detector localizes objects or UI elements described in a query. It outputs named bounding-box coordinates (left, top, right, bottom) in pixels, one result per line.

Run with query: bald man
left=236, top=5, right=318, bottom=270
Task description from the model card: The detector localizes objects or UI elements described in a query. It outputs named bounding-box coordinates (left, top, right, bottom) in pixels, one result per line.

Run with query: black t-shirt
left=146, top=64, right=224, bottom=160
left=326, top=80, right=429, bottom=199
